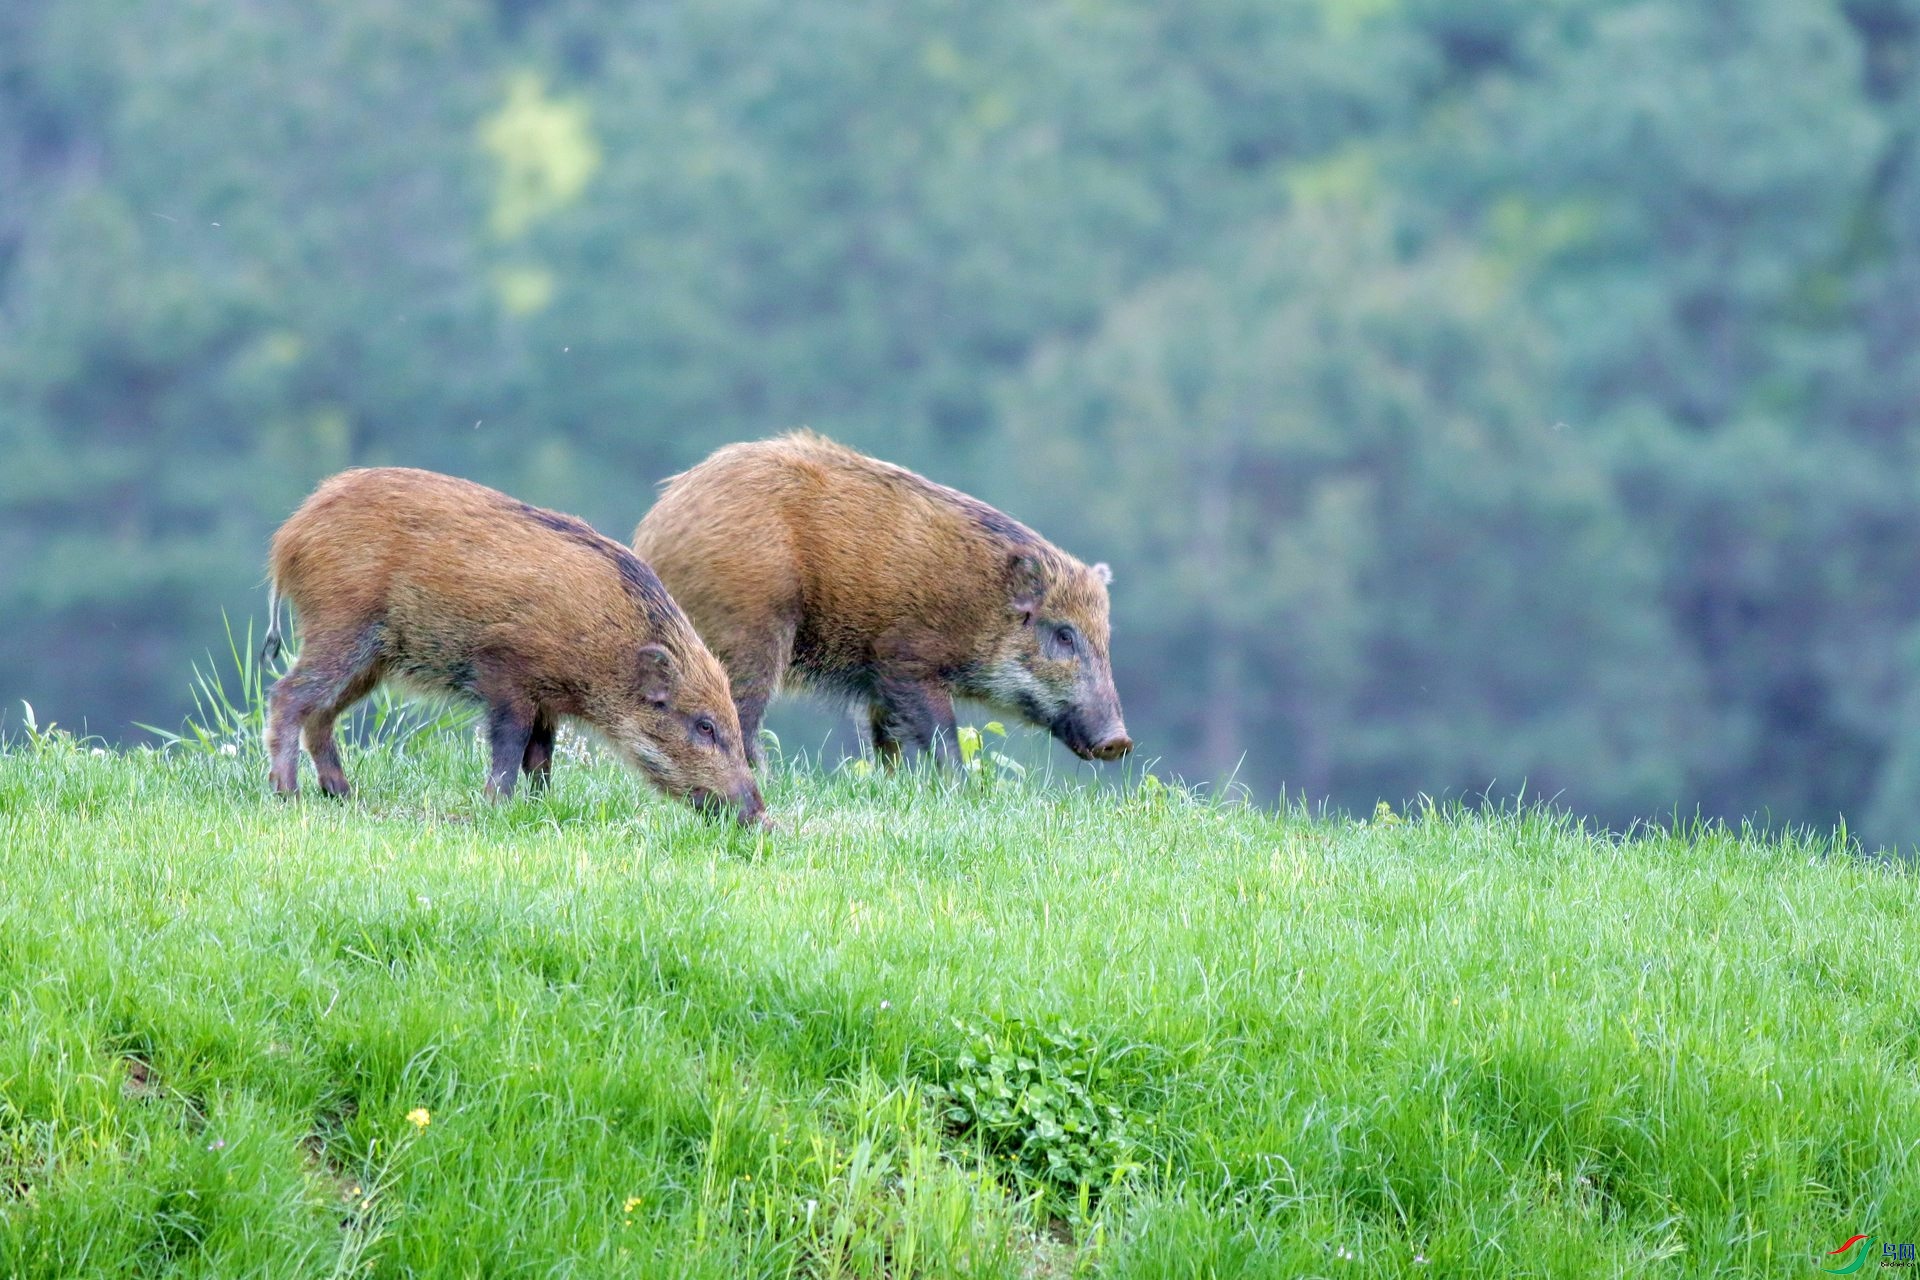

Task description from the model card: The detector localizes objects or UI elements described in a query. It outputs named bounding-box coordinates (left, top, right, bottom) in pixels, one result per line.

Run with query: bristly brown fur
left=632, top=432, right=1130, bottom=766
left=264, top=467, right=761, bottom=821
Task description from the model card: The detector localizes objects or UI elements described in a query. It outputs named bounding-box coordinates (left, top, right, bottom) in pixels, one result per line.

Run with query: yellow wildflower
left=406, top=1108, right=431, bottom=1129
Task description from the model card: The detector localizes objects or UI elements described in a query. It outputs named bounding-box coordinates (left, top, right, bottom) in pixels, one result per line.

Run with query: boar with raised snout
left=632, top=432, right=1132, bottom=768
left=262, top=467, right=764, bottom=824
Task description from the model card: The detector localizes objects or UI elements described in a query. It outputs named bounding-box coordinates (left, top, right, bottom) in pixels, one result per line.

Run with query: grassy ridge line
left=0, top=732, right=1915, bottom=1278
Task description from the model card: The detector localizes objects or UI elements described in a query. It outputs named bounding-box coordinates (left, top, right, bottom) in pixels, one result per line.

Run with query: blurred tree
left=999, top=191, right=1704, bottom=820
left=1453, top=0, right=1917, bottom=830
left=3, top=0, right=1919, bottom=843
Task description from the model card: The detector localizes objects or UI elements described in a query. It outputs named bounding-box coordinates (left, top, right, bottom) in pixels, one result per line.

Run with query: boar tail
left=261, top=580, right=285, bottom=665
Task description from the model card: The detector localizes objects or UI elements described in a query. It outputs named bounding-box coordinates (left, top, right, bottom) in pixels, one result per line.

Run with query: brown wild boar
left=261, top=467, right=764, bottom=824
left=632, top=432, right=1131, bottom=768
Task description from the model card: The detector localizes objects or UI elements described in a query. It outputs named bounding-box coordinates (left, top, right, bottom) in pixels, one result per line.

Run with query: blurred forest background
left=5, top=0, right=1920, bottom=843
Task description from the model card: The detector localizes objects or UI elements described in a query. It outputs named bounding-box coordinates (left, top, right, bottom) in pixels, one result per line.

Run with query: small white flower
left=416, top=895, right=431, bottom=909
left=91, top=747, right=107, bottom=758
left=879, top=1000, right=892, bottom=1011
left=1414, top=1255, right=1429, bottom=1265
left=219, top=743, right=238, bottom=757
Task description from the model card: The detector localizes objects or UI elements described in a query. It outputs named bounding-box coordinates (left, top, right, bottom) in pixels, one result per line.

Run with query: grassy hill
left=1, top=717, right=1915, bottom=1278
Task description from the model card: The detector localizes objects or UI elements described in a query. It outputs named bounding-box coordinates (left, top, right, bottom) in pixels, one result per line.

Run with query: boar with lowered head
left=632, top=432, right=1131, bottom=768
left=262, top=467, right=764, bottom=824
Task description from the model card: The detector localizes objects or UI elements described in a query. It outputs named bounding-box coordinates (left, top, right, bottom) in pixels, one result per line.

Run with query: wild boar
left=632, top=432, right=1131, bottom=768
left=261, top=467, right=764, bottom=824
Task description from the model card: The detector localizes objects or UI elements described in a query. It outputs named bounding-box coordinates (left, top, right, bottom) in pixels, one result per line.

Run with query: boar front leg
left=520, top=709, right=558, bottom=793
left=869, top=677, right=960, bottom=768
left=483, top=698, right=537, bottom=801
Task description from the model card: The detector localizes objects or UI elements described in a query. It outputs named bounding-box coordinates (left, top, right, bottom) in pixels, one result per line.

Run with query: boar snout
left=692, top=781, right=767, bottom=826
left=733, top=781, right=767, bottom=827
left=1052, top=710, right=1133, bottom=762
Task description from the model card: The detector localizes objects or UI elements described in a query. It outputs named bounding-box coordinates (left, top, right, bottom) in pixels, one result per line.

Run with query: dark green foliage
left=929, top=1019, right=1154, bottom=1198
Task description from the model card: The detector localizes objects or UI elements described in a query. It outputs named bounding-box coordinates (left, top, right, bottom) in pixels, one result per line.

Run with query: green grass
left=1, top=716, right=1916, bottom=1278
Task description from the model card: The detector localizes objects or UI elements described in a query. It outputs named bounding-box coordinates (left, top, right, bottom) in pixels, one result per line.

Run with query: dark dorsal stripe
left=789, top=431, right=1041, bottom=551
left=512, top=502, right=680, bottom=628
left=954, top=492, right=1039, bottom=547
left=879, top=460, right=1039, bottom=548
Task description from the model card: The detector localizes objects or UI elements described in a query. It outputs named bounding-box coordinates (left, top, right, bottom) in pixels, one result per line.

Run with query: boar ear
left=1091, top=561, right=1113, bottom=586
left=636, top=643, right=675, bottom=705
left=1008, top=552, right=1047, bottom=625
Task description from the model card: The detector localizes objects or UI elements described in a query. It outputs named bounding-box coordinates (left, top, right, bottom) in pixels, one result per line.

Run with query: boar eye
left=693, top=716, right=719, bottom=745
left=1051, top=624, right=1078, bottom=659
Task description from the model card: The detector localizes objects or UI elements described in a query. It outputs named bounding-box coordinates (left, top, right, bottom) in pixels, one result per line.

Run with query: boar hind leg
left=265, top=682, right=308, bottom=795
left=303, top=666, right=382, bottom=799
left=265, top=627, right=380, bottom=796
left=724, top=620, right=795, bottom=769
left=521, top=709, right=558, bottom=793
left=868, top=679, right=959, bottom=769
